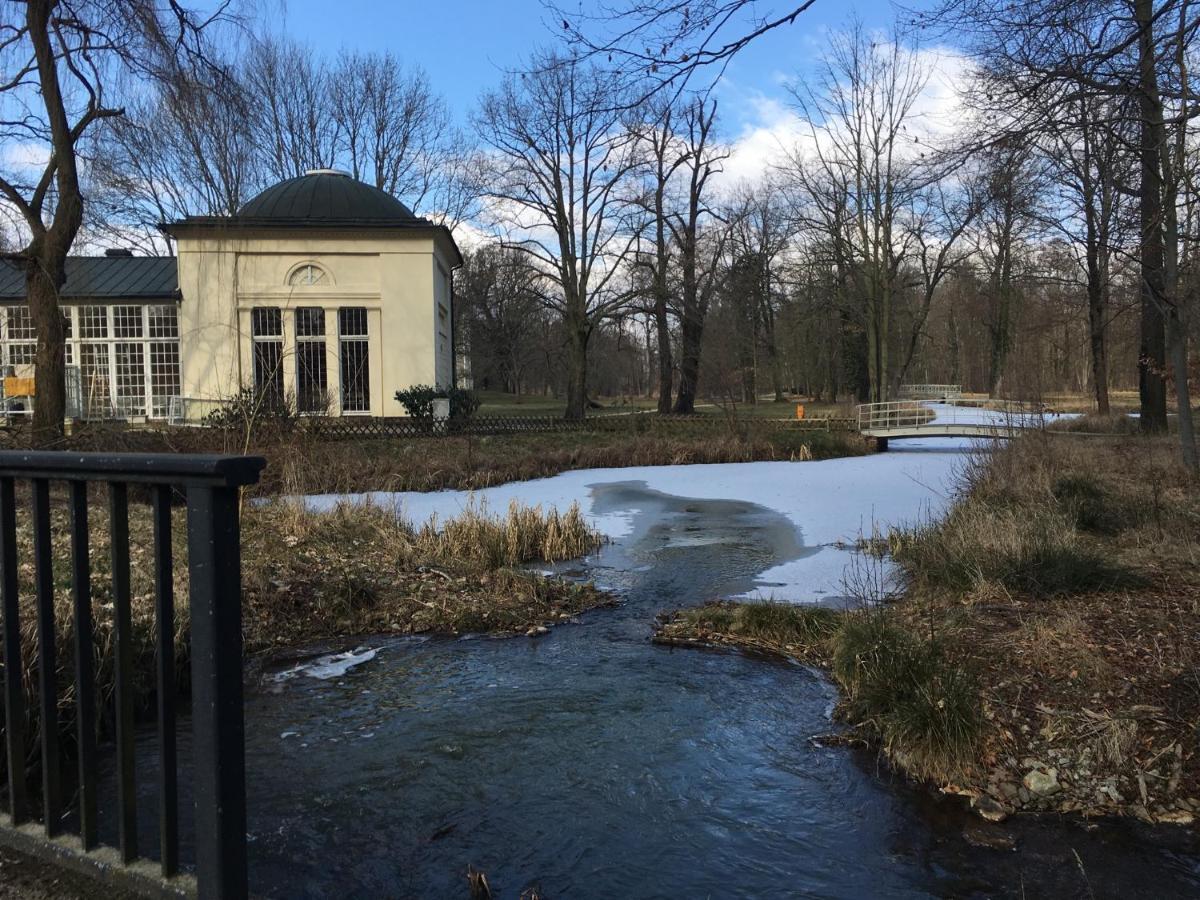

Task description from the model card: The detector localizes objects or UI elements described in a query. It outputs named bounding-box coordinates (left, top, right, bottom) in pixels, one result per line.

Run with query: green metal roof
left=236, top=170, right=420, bottom=223
left=0, top=256, right=179, bottom=301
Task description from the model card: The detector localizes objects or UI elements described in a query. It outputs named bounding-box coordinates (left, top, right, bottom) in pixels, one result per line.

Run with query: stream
left=101, top=421, right=1200, bottom=898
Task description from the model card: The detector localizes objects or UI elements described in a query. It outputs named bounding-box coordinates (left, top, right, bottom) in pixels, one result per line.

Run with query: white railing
left=857, top=400, right=937, bottom=432
left=898, top=383, right=962, bottom=400
left=857, top=399, right=1048, bottom=435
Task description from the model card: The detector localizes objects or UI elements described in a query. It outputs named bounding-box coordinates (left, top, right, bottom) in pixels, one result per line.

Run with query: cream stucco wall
left=174, top=229, right=457, bottom=417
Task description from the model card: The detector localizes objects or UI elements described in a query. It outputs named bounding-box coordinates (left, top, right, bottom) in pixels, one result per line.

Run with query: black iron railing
left=0, top=451, right=264, bottom=899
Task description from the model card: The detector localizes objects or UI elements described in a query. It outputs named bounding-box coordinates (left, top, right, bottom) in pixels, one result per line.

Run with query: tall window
left=295, top=307, right=327, bottom=413
left=251, top=307, right=283, bottom=404
left=338, top=307, right=370, bottom=413
left=78, top=306, right=112, bottom=416
left=148, top=305, right=180, bottom=418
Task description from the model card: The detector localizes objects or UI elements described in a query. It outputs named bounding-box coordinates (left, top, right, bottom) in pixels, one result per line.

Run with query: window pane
left=8, top=343, right=34, bottom=366
left=114, top=305, right=143, bottom=338
left=340, top=339, right=369, bottom=412
left=295, top=307, right=325, bottom=337
left=297, top=341, right=328, bottom=413
left=289, top=264, right=327, bottom=286
left=148, top=305, right=179, bottom=338
left=115, top=341, right=145, bottom=416
left=80, top=306, right=108, bottom=339
left=253, top=339, right=283, bottom=402
left=6, top=306, right=34, bottom=340
left=252, top=307, right=282, bottom=337
left=150, top=341, right=181, bottom=418
left=338, top=307, right=367, bottom=338
left=80, top=343, right=111, bottom=417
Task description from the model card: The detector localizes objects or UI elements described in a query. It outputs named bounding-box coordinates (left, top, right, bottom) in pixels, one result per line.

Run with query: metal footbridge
left=857, top=400, right=1047, bottom=443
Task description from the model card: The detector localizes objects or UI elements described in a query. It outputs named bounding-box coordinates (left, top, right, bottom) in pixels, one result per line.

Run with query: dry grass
left=47, top=420, right=866, bottom=497
left=881, top=432, right=1200, bottom=819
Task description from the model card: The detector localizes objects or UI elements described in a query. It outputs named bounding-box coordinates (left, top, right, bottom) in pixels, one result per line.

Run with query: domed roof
left=236, top=169, right=419, bottom=224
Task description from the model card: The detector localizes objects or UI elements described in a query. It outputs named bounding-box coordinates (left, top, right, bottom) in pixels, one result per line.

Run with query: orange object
left=4, top=376, right=34, bottom=397
left=795, top=403, right=805, bottom=420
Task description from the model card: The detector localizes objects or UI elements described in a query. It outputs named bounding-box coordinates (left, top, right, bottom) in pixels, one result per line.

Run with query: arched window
left=288, top=263, right=329, bottom=286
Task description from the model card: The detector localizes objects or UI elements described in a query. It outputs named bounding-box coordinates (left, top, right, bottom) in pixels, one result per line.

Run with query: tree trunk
left=1167, top=309, right=1197, bottom=469
left=1136, top=0, right=1169, bottom=433
left=564, top=323, right=589, bottom=421
left=673, top=314, right=703, bottom=414
left=1086, top=279, right=1111, bottom=415
left=26, top=256, right=68, bottom=445
left=655, top=295, right=673, bottom=414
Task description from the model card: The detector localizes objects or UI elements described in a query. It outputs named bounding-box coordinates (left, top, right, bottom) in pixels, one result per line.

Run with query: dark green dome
left=236, top=170, right=419, bottom=224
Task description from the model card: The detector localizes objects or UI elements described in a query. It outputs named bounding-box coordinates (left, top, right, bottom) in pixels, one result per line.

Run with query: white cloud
left=712, top=44, right=974, bottom=196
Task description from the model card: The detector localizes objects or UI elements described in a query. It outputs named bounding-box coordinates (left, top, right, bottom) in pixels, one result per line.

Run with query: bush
left=831, top=613, right=981, bottom=779
left=203, top=387, right=300, bottom=434
left=394, top=385, right=480, bottom=420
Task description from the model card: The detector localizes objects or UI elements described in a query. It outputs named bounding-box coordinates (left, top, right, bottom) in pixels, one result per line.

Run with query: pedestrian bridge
left=857, top=400, right=1047, bottom=442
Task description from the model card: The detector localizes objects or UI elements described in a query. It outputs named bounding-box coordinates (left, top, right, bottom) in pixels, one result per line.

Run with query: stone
left=973, top=796, right=1009, bottom=823
left=997, top=781, right=1021, bottom=802
left=1157, top=810, right=1195, bottom=826
left=1023, top=768, right=1061, bottom=797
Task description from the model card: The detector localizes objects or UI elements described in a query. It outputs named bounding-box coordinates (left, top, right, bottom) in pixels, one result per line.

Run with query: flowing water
left=101, top=448, right=1200, bottom=898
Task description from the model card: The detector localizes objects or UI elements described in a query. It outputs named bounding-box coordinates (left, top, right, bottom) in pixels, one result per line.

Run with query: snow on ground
left=305, top=405, right=1066, bottom=603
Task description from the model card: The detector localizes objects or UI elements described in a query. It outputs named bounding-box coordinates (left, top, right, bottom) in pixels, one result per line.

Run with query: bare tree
left=633, top=98, right=689, bottom=412
left=783, top=24, right=932, bottom=401
left=0, top=0, right=234, bottom=441
left=244, top=35, right=340, bottom=180
left=551, top=0, right=817, bottom=98
left=666, top=96, right=728, bottom=413
left=476, top=52, right=644, bottom=419
left=329, top=51, right=454, bottom=212
left=87, top=56, right=262, bottom=252
left=918, top=0, right=1197, bottom=456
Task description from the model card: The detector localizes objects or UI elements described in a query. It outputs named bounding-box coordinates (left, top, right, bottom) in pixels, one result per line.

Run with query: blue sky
left=276, top=0, right=907, bottom=135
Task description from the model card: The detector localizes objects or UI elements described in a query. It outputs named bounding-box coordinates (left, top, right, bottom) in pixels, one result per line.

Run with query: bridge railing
left=0, top=451, right=264, bottom=899
left=897, top=384, right=962, bottom=401
left=856, top=400, right=938, bottom=432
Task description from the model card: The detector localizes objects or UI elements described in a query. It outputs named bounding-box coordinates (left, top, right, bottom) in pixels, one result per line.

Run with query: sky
left=275, top=0, right=919, bottom=138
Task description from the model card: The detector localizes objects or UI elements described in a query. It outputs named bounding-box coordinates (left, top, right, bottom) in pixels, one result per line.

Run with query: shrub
left=394, top=385, right=481, bottom=420
left=831, top=613, right=981, bottom=780
left=394, top=384, right=441, bottom=419
left=203, top=386, right=300, bottom=434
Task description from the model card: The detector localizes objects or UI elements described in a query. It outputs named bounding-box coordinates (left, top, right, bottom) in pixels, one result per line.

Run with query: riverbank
left=657, top=429, right=1200, bottom=827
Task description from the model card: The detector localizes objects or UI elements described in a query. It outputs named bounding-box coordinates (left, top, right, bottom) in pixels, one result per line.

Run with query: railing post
left=186, top=483, right=248, bottom=900
left=0, top=475, right=26, bottom=824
